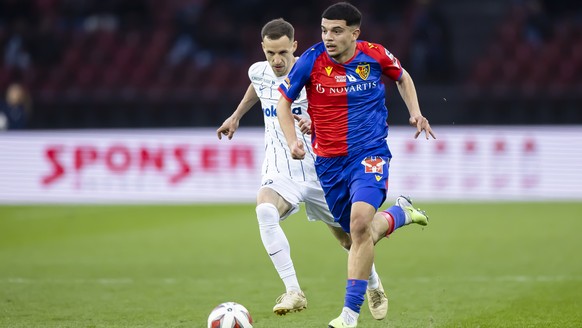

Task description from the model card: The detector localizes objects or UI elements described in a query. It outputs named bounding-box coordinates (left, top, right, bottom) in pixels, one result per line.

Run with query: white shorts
left=259, top=173, right=339, bottom=227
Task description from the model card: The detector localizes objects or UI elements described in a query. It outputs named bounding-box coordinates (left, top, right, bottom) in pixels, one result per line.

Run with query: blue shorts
left=315, top=147, right=391, bottom=233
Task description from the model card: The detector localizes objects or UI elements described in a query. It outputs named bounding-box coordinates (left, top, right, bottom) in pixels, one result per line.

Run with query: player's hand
left=216, top=117, right=239, bottom=140
left=409, top=115, right=436, bottom=140
left=290, top=140, right=305, bottom=160
left=293, top=114, right=312, bottom=135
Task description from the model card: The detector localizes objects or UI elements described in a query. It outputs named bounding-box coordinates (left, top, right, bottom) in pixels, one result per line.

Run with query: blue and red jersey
left=279, top=40, right=403, bottom=157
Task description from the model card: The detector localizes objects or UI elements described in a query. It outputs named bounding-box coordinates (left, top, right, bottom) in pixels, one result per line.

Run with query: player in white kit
left=216, top=18, right=388, bottom=319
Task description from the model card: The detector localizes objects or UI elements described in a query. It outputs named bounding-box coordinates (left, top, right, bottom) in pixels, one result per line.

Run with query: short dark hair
left=322, top=2, right=362, bottom=27
left=261, top=18, right=294, bottom=41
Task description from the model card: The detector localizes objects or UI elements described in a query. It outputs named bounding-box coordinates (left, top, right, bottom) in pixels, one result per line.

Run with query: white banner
left=0, top=126, right=581, bottom=204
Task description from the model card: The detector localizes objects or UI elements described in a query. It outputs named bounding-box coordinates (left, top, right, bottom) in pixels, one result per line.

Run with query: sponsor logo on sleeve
left=384, top=48, right=400, bottom=68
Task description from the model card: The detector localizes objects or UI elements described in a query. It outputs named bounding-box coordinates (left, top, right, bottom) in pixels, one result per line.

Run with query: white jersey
left=248, top=61, right=337, bottom=226
left=249, top=61, right=318, bottom=182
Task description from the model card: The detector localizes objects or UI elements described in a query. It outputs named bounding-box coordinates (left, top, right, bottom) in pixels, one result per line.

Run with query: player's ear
left=261, top=42, right=265, bottom=51
left=292, top=40, right=297, bottom=52
left=352, top=28, right=360, bottom=40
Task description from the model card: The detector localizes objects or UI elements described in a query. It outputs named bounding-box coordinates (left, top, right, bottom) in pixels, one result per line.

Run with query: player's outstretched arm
left=396, top=69, right=436, bottom=140
left=217, top=84, right=259, bottom=140
left=277, top=96, right=305, bottom=159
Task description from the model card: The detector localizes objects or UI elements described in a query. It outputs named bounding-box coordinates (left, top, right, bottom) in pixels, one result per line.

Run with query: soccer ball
left=207, top=302, right=253, bottom=328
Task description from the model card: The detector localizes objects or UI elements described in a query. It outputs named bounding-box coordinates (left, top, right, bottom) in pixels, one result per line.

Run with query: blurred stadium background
left=1, top=1, right=582, bottom=327
left=0, top=0, right=581, bottom=129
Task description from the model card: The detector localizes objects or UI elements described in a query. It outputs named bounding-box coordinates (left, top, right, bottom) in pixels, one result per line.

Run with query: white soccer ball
left=207, top=302, right=253, bottom=328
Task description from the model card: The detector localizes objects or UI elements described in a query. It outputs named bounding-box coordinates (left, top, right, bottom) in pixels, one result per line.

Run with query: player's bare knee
left=349, top=220, right=371, bottom=243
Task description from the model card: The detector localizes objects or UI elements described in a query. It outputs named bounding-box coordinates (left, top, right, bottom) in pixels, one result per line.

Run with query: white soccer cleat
left=272, top=290, right=307, bottom=315
left=328, top=316, right=357, bottom=328
left=395, top=195, right=429, bottom=226
left=366, top=278, right=388, bottom=320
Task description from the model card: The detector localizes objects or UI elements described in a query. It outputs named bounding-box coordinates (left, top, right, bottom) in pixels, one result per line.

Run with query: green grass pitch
left=1, top=202, right=581, bottom=327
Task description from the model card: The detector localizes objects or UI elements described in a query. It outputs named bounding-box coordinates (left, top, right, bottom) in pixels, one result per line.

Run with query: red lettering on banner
left=202, top=147, right=218, bottom=170
left=40, top=143, right=256, bottom=186
left=521, top=139, right=538, bottom=188
left=432, top=141, right=448, bottom=189
left=405, top=141, right=416, bottom=153
left=523, top=139, right=536, bottom=153
left=140, top=148, right=164, bottom=171
left=231, top=147, right=254, bottom=168
left=435, top=141, right=447, bottom=153
left=494, top=140, right=506, bottom=153
left=105, top=145, right=131, bottom=173
left=464, top=140, right=476, bottom=153
left=170, top=146, right=191, bottom=184
left=461, top=139, right=479, bottom=190
left=492, top=139, right=509, bottom=189
left=75, top=146, right=98, bottom=171
left=42, top=146, right=65, bottom=185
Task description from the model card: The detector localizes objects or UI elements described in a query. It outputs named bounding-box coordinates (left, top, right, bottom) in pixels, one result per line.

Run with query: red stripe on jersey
left=307, top=53, right=348, bottom=156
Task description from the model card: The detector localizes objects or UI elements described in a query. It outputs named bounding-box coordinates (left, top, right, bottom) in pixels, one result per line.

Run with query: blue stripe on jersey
left=271, top=120, right=293, bottom=177
left=261, top=64, right=269, bottom=99
left=265, top=122, right=278, bottom=174
left=263, top=143, right=269, bottom=174
left=300, top=133, right=315, bottom=181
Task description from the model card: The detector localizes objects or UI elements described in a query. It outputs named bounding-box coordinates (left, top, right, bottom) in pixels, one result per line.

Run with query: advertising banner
left=1, top=127, right=581, bottom=203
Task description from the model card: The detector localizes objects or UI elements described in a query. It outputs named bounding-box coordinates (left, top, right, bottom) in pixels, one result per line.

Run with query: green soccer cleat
left=328, top=316, right=357, bottom=328
left=395, top=195, right=429, bottom=226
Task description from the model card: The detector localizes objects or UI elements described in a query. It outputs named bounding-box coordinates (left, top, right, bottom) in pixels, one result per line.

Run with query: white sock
left=256, top=203, right=300, bottom=292
left=367, top=263, right=379, bottom=289
left=341, top=307, right=359, bottom=325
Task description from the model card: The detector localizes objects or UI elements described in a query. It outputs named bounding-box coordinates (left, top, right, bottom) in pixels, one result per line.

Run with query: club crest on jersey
left=355, top=64, right=370, bottom=80
left=361, top=156, right=385, bottom=174
left=325, top=66, right=333, bottom=76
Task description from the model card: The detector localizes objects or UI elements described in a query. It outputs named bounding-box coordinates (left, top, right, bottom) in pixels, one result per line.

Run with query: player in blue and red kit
left=277, top=2, right=436, bottom=327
